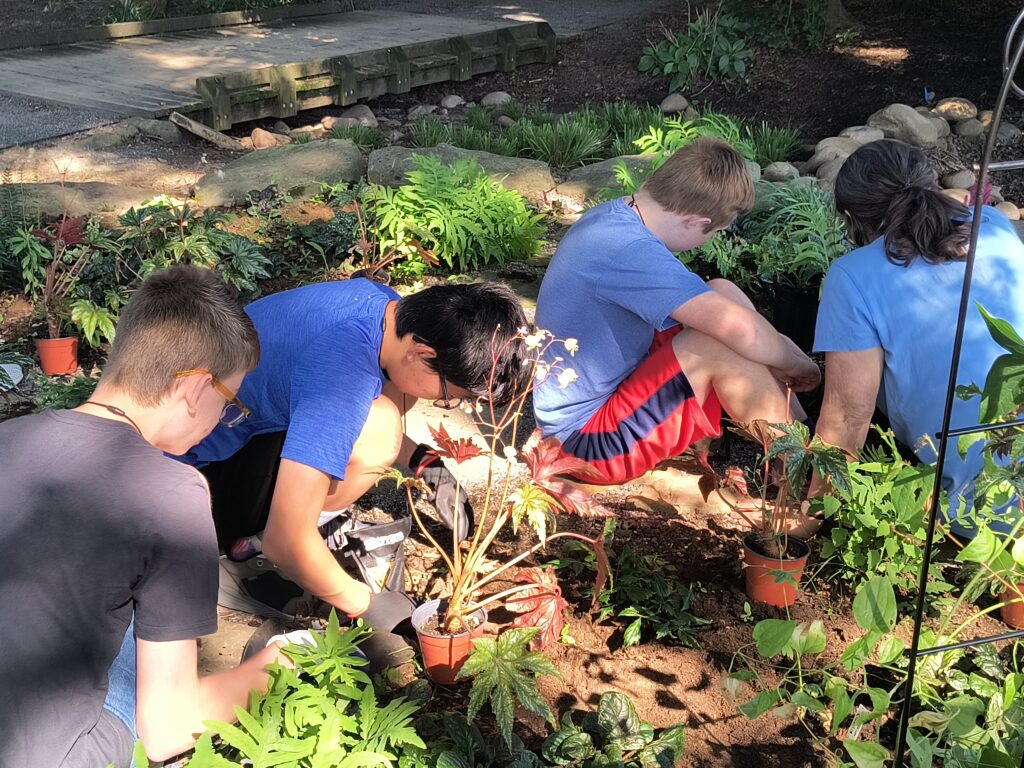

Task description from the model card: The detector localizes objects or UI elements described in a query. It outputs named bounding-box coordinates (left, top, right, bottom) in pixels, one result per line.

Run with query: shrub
left=368, top=155, right=545, bottom=272
left=639, top=11, right=753, bottom=92
left=408, top=115, right=451, bottom=148
left=509, top=117, right=606, bottom=169
left=722, top=0, right=831, bottom=51
left=330, top=122, right=388, bottom=151
left=747, top=120, right=801, bottom=166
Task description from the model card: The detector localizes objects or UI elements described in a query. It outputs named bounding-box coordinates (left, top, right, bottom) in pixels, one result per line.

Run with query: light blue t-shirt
left=534, top=198, right=710, bottom=440
left=814, top=208, right=1024, bottom=531
left=180, top=279, right=398, bottom=480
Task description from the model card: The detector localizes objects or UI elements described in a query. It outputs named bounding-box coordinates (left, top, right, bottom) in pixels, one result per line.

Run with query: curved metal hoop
left=1004, top=7, right=1024, bottom=98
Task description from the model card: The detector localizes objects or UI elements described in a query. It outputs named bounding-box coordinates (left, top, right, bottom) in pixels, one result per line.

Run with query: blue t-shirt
left=534, top=198, right=710, bottom=440
left=814, top=209, right=1024, bottom=531
left=180, top=279, right=398, bottom=480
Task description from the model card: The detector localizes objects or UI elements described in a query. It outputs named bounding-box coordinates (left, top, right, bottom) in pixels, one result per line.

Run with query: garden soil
left=3, top=1, right=1023, bottom=766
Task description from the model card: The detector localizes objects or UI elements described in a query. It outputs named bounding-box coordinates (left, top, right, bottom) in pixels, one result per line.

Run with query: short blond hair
left=643, top=137, right=754, bottom=230
left=103, top=265, right=260, bottom=406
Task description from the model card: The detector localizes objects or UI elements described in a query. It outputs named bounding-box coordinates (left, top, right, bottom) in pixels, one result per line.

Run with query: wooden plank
left=169, top=112, right=244, bottom=150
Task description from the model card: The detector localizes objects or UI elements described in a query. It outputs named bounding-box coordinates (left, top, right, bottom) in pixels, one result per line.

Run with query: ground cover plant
left=638, top=10, right=753, bottom=93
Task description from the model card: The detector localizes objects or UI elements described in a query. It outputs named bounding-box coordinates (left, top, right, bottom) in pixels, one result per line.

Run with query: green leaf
left=906, top=730, right=935, bottom=768
left=753, top=619, right=797, bottom=658
left=978, top=304, right=1024, bottom=356
left=852, top=577, right=897, bottom=634
left=738, top=689, right=784, bottom=719
left=957, top=525, right=1002, bottom=564
left=594, top=691, right=648, bottom=750
left=790, top=690, right=825, bottom=713
left=634, top=724, right=686, bottom=768
left=843, top=739, right=890, bottom=768
left=623, top=617, right=643, bottom=647
left=791, top=620, right=827, bottom=656
left=875, top=635, right=906, bottom=665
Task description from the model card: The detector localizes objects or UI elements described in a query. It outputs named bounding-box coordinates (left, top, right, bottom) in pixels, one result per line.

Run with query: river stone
left=480, top=91, right=513, bottom=107
left=816, top=156, right=847, bottom=183
left=979, top=110, right=994, bottom=131
left=914, top=108, right=951, bottom=138
left=838, top=125, right=884, bottom=146
left=440, top=95, right=465, bottom=109
left=407, top=104, right=437, bottom=120
left=497, top=115, right=516, bottom=128
left=132, top=118, right=183, bottom=144
left=941, top=169, right=976, bottom=190
left=368, top=144, right=554, bottom=201
left=195, top=139, right=366, bottom=207
left=7, top=182, right=157, bottom=218
left=251, top=127, right=288, bottom=149
left=660, top=93, right=690, bottom=114
left=746, top=160, right=761, bottom=183
left=997, top=122, right=1023, bottom=144
left=74, top=122, right=142, bottom=151
left=762, top=161, right=800, bottom=182
left=954, top=118, right=984, bottom=138
left=804, top=136, right=861, bottom=174
left=934, top=97, right=978, bottom=122
left=996, top=201, right=1022, bottom=220
left=555, top=155, right=651, bottom=205
left=867, top=103, right=939, bottom=147
left=339, top=104, right=378, bottom=127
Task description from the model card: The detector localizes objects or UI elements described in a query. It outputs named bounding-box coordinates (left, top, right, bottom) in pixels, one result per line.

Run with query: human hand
left=354, top=589, right=416, bottom=633
left=771, top=337, right=821, bottom=392
left=410, top=443, right=474, bottom=541
left=267, top=629, right=317, bottom=651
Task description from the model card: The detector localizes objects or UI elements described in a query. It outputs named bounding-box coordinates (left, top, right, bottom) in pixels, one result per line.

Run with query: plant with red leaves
left=398, top=328, right=609, bottom=642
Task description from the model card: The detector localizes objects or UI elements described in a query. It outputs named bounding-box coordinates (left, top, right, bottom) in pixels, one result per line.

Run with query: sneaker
left=217, top=555, right=318, bottom=623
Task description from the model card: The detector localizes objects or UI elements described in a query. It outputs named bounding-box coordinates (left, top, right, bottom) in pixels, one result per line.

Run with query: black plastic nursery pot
left=742, top=533, right=810, bottom=608
left=770, top=281, right=820, bottom=352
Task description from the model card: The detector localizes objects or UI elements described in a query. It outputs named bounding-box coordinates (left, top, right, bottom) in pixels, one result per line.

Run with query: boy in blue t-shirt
left=534, top=137, right=820, bottom=486
left=178, top=279, right=528, bottom=630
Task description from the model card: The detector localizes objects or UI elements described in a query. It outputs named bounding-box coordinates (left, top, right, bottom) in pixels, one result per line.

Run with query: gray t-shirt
left=0, top=410, right=219, bottom=768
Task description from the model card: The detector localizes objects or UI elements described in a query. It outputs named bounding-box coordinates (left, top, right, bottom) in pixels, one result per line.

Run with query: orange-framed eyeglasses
left=175, top=369, right=251, bottom=428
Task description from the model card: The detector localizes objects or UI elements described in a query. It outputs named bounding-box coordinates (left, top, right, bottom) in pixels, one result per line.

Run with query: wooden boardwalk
left=0, top=10, right=550, bottom=124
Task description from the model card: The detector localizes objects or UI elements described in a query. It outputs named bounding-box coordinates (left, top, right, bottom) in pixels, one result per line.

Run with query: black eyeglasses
left=434, top=374, right=462, bottom=411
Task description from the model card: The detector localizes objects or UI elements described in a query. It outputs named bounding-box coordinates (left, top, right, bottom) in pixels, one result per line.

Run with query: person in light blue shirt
left=813, top=139, right=1024, bottom=536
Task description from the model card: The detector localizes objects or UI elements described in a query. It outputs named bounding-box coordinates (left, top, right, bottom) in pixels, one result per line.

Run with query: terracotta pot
left=742, top=533, right=810, bottom=608
left=411, top=598, right=486, bottom=685
left=999, top=585, right=1024, bottom=628
left=35, top=337, right=78, bottom=376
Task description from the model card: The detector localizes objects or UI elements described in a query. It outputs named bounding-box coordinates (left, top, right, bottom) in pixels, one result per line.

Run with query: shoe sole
left=218, top=557, right=298, bottom=623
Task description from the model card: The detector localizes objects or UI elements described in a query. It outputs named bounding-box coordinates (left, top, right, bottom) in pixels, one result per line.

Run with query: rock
left=996, top=201, right=1021, bottom=220
left=746, top=160, right=761, bottom=183
left=762, top=161, right=800, bottom=182
left=74, top=122, right=142, bottom=150
left=497, top=115, right=516, bottom=128
left=272, top=120, right=291, bottom=135
left=953, top=118, right=984, bottom=138
left=660, top=93, right=689, bottom=114
left=238, top=137, right=254, bottom=150
left=132, top=118, right=183, bottom=144
left=555, top=155, right=652, bottom=205
left=682, top=105, right=699, bottom=122
left=990, top=185, right=1004, bottom=204
left=195, top=139, right=367, bottom=207
left=943, top=188, right=970, bottom=205
left=251, top=127, right=289, bottom=149
left=867, top=103, right=939, bottom=147
left=933, top=97, right=978, bottom=122
left=368, top=144, right=554, bottom=202
left=838, top=125, right=884, bottom=146
left=407, top=104, right=437, bottom=120
left=920, top=110, right=951, bottom=138
left=7, top=182, right=158, bottom=218
left=815, top=177, right=835, bottom=192
left=321, top=116, right=337, bottom=130
left=816, top=156, right=846, bottom=183
left=979, top=110, right=994, bottom=131
left=291, top=126, right=326, bottom=141
left=440, top=94, right=465, bottom=109
left=941, top=169, right=976, bottom=190
left=339, top=104, right=378, bottom=127
left=996, top=122, right=1023, bottom=144
left=804, top=136, right=861, bottom=174
left=480, top=91, right=513, bottom=107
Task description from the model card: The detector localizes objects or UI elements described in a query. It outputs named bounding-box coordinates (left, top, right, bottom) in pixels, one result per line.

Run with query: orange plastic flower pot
left=999, top=585, right=1024, bottom=629
left=742, top=533, right=810, bottom=608
left=411, top=598, right=486, bottom=685
left=35, top=337, right=78, bottom=376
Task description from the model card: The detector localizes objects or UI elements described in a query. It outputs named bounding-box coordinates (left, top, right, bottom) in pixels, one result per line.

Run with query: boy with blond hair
left=534, top=137, right=820, bottom=484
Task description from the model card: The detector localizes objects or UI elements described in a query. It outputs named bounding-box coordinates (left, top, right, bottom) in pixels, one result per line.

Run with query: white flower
left=517, top=326, right=530, bottom=335
left=460, top=401, right=475, bottom=414
left=557, top=368, right=578, bottom=389
left=563, top=338, right=579, bottom=356
left=524, top=330, right=547, bottom=350
left=503, top=446, right=518, bottom=460
left=534, top=360, right=551, bottom=381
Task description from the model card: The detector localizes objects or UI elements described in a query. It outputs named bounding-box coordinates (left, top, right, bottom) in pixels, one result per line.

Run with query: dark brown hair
left=103, top=265, right=260, bottom=405
left=835, top=139, right=971, bottom=266
left=644, top=137, right=755, bottom=230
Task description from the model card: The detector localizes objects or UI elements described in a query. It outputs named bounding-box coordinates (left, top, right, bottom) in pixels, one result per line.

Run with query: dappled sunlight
left=843, top=44, right=910, bottom=67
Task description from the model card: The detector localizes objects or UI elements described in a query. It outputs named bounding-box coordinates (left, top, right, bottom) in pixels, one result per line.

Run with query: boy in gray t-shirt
left=0, top=266, right=287, bottom=767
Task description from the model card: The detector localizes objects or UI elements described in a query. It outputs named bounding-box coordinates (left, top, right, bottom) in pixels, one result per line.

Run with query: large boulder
left=803, top=136, right=861, bottom=174
left=132, top=118, right=184, bottom=144
left=867, top=103, right=939, bottom=147
left=554, top=155, right=652, bottom=205
left=838, top=125, right=884, bottom=146
left=72, top=122, right=142, bottom=151
left=914, top=107, right=951, bottom=139
left=816, top=156, right=847, bottom=183
left=9, top=182, right=158, bottom=219
left=954, top=118, right=984, bottom=138
left=941, top=169, right=976, bottom=190
left=194, top=140, right=366, bottom=207
left=368, top=144, right=555, bottom=201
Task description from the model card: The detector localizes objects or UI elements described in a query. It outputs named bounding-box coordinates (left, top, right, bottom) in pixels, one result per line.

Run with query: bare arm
left=807, top=348, right=884, bottom=498
left=671, top=290, right=820, bottom=391
left=136, top=637, right=283, bottom=761
left=260, top=458, right=372, bottom=616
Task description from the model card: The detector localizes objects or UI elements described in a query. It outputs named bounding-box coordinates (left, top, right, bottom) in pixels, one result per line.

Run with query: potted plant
left=688, top=417, right=851, bottom=608
left=10, top=214, right=92, bottom=374
left=396, top=329, right=610, bottom=684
